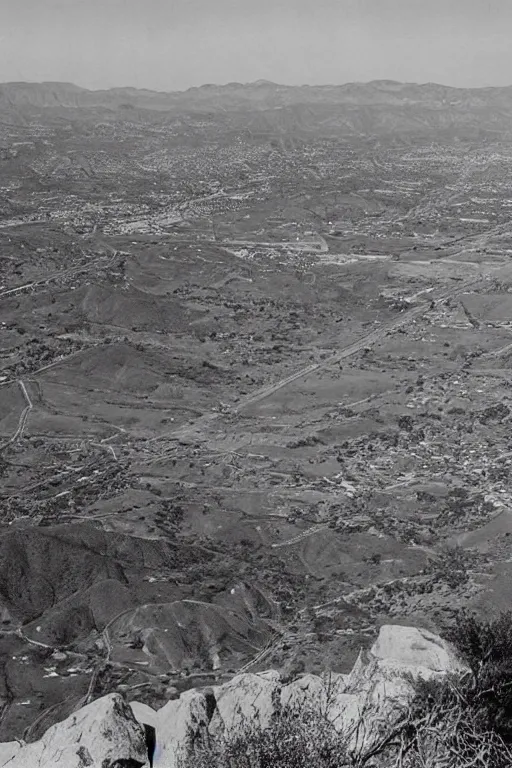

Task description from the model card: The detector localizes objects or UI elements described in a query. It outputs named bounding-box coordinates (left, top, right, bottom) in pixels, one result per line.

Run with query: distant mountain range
left=2, top=79, right=512, bottom=138
left=2, top=78, right=512, bottom=110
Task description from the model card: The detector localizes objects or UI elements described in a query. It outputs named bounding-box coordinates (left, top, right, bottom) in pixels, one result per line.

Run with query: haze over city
left=2, top=0, right=512, bottom=91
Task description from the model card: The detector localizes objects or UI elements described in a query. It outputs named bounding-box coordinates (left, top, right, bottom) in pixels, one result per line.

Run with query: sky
left=1, top=0, right=512, bottom=91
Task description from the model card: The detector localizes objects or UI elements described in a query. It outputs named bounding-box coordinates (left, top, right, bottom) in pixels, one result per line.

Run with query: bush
left=178, top=705, right=354, bottom=768
left=444, top=611, right=512, bottom=743
left=403, top=674, right=512, bottom=768
left=428, top=546, right=471, bottom=589
left=400, top=611, right=512, bottom=767
left=177, top=612, right=512, bottom=768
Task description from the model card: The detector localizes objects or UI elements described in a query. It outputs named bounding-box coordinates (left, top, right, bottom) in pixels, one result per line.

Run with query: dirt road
left=0, top=380, right=33, bottom=449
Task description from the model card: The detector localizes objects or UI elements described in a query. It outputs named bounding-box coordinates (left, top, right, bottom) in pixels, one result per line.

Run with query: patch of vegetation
left=177, top=612, right=512, bottom=768
left=180, top=704, right=354, bottom=768
left=425, top=545, right=473, bottom=589
left=402, top=611, right=512, bottom=767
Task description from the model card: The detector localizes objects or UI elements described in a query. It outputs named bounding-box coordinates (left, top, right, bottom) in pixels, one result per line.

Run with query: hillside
left=2, top=73, right=512, bottom=745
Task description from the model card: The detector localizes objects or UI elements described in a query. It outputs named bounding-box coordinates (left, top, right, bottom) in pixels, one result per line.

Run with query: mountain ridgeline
left=2, top=79, right=512, bottom=139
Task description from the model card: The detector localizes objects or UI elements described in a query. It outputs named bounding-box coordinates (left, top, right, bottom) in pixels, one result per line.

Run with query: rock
left=153, top=689, right=211, bottom=768
left=281, top=672, right=333, bottom=711
left=1, top=625, right=467, bottom=768
left=330, top=625, right=468, bottom=756
left=130, top=701, right=158, bottom=730
left=210, top=671, right=281, bottom=734
left=0, top=693, right=149, bottom=768
left=51, top=651, right=68, bottom=662
left=370, top=624, right=466, bottom=676
left=0, top=741, right=22, bottom=765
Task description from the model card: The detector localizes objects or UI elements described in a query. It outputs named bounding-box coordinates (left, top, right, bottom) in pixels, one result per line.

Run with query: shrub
left=399, top=611, right=512, bottom=767
left=428, top=546, right=471, bottom=589
left=444, top=610, right=512, bottom=742
left=177, top=612, right=512, bottom=768
left=403, top=674, right=512, bottom=768
left=179, top=705, right=353, bottom=768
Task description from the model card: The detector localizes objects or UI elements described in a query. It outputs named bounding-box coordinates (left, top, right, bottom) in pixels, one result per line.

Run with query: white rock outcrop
left=0, top=693, right=149, bottom=768
left=0, top=742, right=22, bottom=765
left=210, top=670, right=281, bottom=734
left=0, top=624, right=467, bottom=768
left=136, top=623, right=465, bottom=767
left=370, top=624, right=466, bottom=675
left=152, top=688, right=212, bottom=768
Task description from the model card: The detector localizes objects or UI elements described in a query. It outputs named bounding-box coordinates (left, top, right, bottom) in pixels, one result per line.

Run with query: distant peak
left=368, top=79, right=403, bottom=86
left=251, top=79, right=278, bottom=87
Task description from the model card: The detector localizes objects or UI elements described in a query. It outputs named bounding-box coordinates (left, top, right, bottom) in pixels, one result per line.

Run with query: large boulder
left=331, top=624, right=468, bottom=755
left=210, top=670, right=281, bottom=734
left=153, top=689, right=213, bottom=768
left=370, top=624, right=466, bottom=676
left=0, top=742, right=22, bottom=765
left=281, top=672, right=343, bottom=712
left=0, top=694, right=149, bottom=768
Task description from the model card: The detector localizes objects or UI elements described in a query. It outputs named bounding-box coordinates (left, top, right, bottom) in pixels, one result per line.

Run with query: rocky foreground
left=0, top=625, right=466, bottom=767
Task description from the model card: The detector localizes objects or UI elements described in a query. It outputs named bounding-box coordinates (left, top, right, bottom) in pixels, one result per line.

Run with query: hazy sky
left=1, top=0, right=512, bottom=91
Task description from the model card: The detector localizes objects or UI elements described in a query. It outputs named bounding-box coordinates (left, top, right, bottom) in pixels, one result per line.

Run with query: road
left=16, top=381, right=33, bottom=440
left=0, top=248, right=119, bottom=300
left=145, top=267, right=492, bottom=463
left=15, top=627, right=53, bottom=650
left=238, top=636, right=280, bottom=673
left=23, top=696, right=76, bottom=743
left=0, top=380, right=33, bottom=449
left=271, top=523, right=330, bottom=549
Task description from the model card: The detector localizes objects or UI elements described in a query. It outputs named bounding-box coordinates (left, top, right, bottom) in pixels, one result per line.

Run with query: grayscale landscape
left=2, top=76, right=512, bottom=766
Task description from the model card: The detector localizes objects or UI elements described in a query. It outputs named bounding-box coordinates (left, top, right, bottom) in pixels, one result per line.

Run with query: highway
left=0, top=249, right=119, bottom=300
left=145, top=265, right=493, bottom=463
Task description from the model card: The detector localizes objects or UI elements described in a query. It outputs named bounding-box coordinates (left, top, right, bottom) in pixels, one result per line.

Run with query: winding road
left=0, top=380, right=33, bottom=449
